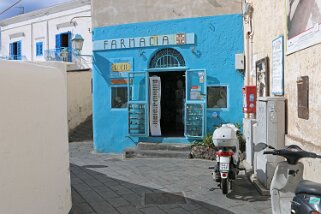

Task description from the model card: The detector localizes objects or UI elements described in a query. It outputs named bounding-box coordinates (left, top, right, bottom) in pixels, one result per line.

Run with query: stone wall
left=244, top=0, right=321, bottom=181
left=92, top=0, right=241, bottom=27
left=67, top=69, right=92, bottom=132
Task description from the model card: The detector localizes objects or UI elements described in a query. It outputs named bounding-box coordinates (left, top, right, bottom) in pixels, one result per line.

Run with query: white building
left=0, top=0, right=92, bottom=69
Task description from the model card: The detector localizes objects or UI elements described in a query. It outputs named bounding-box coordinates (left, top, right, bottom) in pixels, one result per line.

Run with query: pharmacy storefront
left=92, top=15, right=244, bottom=153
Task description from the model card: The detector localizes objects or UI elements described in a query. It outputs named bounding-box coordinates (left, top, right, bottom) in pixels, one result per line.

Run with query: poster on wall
left=272, top=36, right=284, bottom=95
left=149, top=76, right=162, bottom=136
left=256, top=57, right=269, bottom=97
left=286, top=0, right=321, bottom=54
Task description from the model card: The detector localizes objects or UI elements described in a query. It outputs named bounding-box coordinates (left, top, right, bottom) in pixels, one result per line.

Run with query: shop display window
left=111, top=86, right=128, bottom=108
left=207, top=86, right=227, bottom=108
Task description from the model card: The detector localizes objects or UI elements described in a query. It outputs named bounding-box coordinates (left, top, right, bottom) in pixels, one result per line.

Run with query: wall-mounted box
left=297, top=76, right=309, bottom=120
left=235, top=53, right=245, bottom=70
left=243, top=86, right=256, bottom=113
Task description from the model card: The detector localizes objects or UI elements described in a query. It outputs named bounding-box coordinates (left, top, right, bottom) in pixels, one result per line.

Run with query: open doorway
left=149, top=71, right=185, bottom=137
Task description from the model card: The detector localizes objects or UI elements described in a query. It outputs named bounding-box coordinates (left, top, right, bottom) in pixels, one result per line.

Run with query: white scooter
left=212, top=124, right=240, bottom=194
left=256, top=143, right=321, bottom=214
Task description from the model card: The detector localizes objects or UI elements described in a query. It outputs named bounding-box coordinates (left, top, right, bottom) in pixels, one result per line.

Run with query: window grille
left=149, top=48, right=185, bottom=68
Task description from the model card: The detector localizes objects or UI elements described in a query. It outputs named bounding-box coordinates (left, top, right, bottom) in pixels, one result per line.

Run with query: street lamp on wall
left=72, top=34, right=84, bottom=55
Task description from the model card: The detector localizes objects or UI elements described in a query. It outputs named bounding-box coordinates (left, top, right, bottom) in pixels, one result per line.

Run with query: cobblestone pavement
left=70, top=142, right=271, bottom=214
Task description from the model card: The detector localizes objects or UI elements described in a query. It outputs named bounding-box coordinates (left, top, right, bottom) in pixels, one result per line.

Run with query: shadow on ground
left=225, top=175, right=270, bottom=202
left=69, top=115, right=93, bottom=142
left=207, top=172, right=270, bottom=203
left=70, top=163, right=235, bottom=214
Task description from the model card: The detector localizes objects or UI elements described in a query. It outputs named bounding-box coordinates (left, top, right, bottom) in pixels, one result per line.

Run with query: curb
left=243, top=160, right=270, bottom=196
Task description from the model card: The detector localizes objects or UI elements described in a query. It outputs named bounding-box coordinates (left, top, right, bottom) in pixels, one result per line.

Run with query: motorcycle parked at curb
left=211, top=124, right=240, bottom=194
left=255, top=143, right=321, bottom=214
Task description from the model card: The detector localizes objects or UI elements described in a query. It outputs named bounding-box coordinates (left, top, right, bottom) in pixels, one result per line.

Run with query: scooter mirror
left=255, top=142, right=268, bottom=152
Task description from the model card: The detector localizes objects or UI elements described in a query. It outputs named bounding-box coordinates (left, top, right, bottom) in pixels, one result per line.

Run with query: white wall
left=67, top=70, right=92, bottom=131
left=0, top=60, right=71, bottom=214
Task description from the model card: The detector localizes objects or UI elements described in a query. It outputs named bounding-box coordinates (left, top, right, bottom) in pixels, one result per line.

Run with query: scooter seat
left=295, top=180, right=321, bottom=196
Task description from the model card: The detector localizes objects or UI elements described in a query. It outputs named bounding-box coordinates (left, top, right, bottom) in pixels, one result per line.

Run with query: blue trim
left=9, top=43, right=13, bottom=59
left=184, top=69, right=207, bottom=138
left=55, top=34, right=61, bottom=60
left=16, top=41, right=21, bottom=60
left=127, top=71, right=149, bottom=137
left=67, top=31, right=72, bottom=62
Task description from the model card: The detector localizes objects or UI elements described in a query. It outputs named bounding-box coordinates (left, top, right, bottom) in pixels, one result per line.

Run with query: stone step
left=137, top=142, right=191, bottom=152
left=135, top=150, right=191, bottom=159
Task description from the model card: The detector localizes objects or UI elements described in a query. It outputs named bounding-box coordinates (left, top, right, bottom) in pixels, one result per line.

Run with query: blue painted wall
left=92, top=15, right=244, bottom=153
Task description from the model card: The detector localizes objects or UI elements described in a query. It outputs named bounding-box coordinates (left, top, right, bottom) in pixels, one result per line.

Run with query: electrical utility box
left=235, top=53, right=245, bottom=70
left=255, top=97, right=286, bottom=189
left=243, top=118, right=256, bottom=168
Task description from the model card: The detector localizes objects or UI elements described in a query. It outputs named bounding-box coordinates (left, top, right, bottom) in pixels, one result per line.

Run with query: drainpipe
left=245, top=32, right=250, bottom=86
left=248, top=15, right=255, bottom=119
left=249, top=17, right=254, bottom=86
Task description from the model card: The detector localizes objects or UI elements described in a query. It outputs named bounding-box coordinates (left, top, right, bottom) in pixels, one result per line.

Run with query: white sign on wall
left=93, top=33, right=195, bottom=51
left=272, top=36, right=284, bottom=95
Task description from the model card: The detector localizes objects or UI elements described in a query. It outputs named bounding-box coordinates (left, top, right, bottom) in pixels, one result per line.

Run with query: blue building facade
left=92, top=15, right=244, bottom=153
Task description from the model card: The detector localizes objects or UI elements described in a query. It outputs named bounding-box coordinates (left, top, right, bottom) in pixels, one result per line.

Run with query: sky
left=0, top=0, right=71, bottom=20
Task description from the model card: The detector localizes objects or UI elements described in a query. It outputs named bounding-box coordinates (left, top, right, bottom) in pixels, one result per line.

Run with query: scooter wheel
left=221, top=178, right=228, bottom=194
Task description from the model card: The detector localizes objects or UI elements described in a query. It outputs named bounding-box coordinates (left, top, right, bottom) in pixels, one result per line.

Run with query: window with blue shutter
left=67, top=31, right=72, bottom=62
left=9, top=43, right=13, bottom=60
left=9, top=41, right=21, bottom=60
left=55, top=34, right=61, bottom=60
left=16, top=41, right=21, bottom=60
left=36, top=42, right=43, bottom=56
left=55, top=32, right=72, bottom=62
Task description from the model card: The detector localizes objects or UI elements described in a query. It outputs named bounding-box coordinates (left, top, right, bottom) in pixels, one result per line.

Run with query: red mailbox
left=242, top=86, right=256, bottom=113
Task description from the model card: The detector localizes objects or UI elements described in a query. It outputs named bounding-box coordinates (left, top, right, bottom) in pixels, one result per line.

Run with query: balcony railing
left=44, top=47, right=72, bottom=62
left=0, top=55, right=27, bottom=60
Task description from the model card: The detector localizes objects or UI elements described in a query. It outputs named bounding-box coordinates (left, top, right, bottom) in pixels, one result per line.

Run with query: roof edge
left=0, top=0, right=91, bottom=27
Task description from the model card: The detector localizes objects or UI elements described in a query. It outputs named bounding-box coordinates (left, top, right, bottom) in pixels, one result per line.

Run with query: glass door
left=185, top=69, right=206, bottom=138
left=128, top=72, right=149, bottom=136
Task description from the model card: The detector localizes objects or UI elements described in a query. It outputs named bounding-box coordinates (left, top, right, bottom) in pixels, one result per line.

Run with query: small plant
left=234, top=123, right=246, bottom=152
left=191, top=134, right=215, bottom=149
left=190, top=135, right=216, bottom=160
